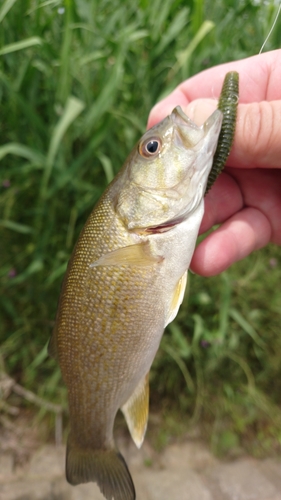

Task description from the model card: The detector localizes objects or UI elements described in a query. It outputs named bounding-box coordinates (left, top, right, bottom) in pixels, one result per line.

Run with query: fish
left=49, top=104, right=223, bottom=500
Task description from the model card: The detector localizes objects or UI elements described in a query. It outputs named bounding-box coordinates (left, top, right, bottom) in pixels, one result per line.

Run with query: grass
left=0, top=0, right=281, bottom=456
left=151, top=243, right=281, bottom=456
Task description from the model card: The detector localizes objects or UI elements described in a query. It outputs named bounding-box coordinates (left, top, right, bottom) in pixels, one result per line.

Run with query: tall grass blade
left=42, top=96, right=85, bottom=197
left=0, top=0, right=18, bottom=23
left=219, top=274, right=231, bottom=337
left=8, top=259, right=43, bottom=285
left=27, top=0, right=61, bottom=15
left=191, top=0, right=204, bottom=35
left=162, top=343, right=195, bottom=393
left=79, top=51, right=109, bottom=67
left=0, top=70, right=46, bottom=134
left=154, top=8, right=189, bottom=56
left=126, top=29, right=148, bottom=42
left=170, top=20, right=215, bottom=78
left=226, top=352, right=255, bottom=389
left=0, top=37, right=42, bottom=56
left=83, top=50, right=125, bottom=133
left=0, top=143, right=44, bottom=165
left=56, top=3, right=72, bottom=104
left=229, top=308, right=266, bottom=349
left=0, top=220, right=33, bottom=234
left=192, top=313, right=205, bottom=346
left=149, top=0, right=176, bottom=40
left=190, top=358, right=204, bottom=425
left=45, top=262, right=68, bottom=286
left=28, top=342, right=49, bottom=370
left=97, top=153, right=114, bottom=184
left=168, top=322, right=191, bottom=359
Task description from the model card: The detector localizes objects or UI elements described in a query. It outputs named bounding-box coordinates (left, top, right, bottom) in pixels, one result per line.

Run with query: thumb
left=184, top=98, right=281, bottom=169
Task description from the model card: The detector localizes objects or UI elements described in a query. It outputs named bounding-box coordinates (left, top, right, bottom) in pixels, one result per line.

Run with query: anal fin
left=121, top=373, right=149, bottom=449
left=165, top=270, right=188, bottom=326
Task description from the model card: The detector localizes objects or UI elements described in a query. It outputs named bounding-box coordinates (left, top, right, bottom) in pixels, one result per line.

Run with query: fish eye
left=139, top=137, right=162, bottom=158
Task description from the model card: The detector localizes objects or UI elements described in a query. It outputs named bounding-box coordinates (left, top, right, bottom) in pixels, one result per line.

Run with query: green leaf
left=169, top=322, right=191, bottom=359
left=97, top=153, right=114, bottom=184
left=127, top=29, right=149, bottom=42
left=8, top=259, right=44, bottom=285
left=56, top=3, right=72, bottom=103
left=191, top=0, right=204, bottom=35
left=27, top=0, right=61, bottom=15
left=41, top=96, right=85, bottom=197
left=0, top=70, right=46, bottom=134
left=0, top=0, right=18, bottom=23
left=45, top=262, right=68, bottom=285
left=83, top=50, right=125, bottom=132
left=219, top=273, right=231, bottom=337
left=154, top=8, right=189, bottom=56
left=0, top=220, right=33, bottom=234
left=229, top=308, right=266, bottom=349
left=148, top=0, right=176, bottom=40
left=28, top=342, right=49, bottom=370
left=0, top=37, right=43, bottom=56
left=78, top=50, right=109, bottom=67
left=0, top=143, right=44, bottom=165
left=192, top=314, right=205, bottom=346
left=170, top=20, right=215, bottom=78
left=162, top=343, right=195, bottom=393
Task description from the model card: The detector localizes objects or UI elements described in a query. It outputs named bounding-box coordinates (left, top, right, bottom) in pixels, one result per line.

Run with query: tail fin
left=66, top=434, right=135, bottom=500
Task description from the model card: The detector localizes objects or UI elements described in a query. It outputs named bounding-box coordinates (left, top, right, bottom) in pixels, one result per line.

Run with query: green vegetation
left=1, top=0, right=281, bottom=456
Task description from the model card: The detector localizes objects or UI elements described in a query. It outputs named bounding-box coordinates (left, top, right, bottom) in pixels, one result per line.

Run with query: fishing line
left=259, top=0, right=281, bottom=54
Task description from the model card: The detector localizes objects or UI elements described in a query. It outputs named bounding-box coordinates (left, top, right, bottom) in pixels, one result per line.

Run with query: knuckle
left=241, top=101, right=280, bottom=166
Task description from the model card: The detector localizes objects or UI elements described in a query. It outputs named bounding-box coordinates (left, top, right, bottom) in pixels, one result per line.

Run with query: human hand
left=148, top=50, right=281, bottom=276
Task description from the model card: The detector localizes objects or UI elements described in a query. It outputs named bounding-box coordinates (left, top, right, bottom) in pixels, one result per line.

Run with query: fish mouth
left=171, top=106, right=192, bottom=126
left=142, top=214, right=187, bottom=234
left=171, top=106, right=205, bottom=149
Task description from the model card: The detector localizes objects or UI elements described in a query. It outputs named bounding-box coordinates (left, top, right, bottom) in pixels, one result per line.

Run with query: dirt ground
left=1, top=411, right=281, bottom=500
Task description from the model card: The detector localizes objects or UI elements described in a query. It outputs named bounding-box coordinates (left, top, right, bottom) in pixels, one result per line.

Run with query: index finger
left=148, top=49, right=281, bottom=127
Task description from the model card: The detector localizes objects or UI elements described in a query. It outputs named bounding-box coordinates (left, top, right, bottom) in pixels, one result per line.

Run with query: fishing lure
left=205, top=70, right=239, bottom=193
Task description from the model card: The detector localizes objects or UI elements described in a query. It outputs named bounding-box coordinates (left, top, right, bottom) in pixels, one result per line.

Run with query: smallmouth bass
left=49, top=103, right=225, bottom=499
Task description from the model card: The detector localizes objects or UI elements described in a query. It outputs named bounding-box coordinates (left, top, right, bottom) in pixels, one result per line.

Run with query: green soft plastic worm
left=205, top=71, right=239, bottom=194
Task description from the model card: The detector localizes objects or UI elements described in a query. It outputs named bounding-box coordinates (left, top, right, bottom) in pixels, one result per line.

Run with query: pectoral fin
left=90, top=243, right=163, bottom=268
left=121, top=373, right=149, bottom=449
left=165, top=270, right=188, bottom=326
